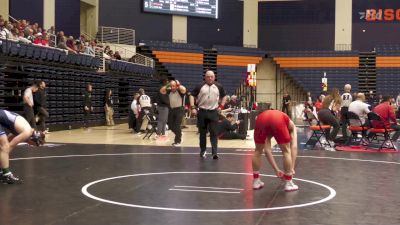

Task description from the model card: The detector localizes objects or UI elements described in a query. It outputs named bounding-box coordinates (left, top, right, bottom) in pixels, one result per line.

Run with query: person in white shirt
left=340, top=84, right=353, bottom=141
left=348, top=93, right=370, bottom=125
left=129, top=93, right=140, bottom=133
left=136, top=88, right=152, bottom=132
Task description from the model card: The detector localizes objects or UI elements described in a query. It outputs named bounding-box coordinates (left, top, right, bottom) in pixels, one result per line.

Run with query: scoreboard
left=143, top=0, right=218, bottom=19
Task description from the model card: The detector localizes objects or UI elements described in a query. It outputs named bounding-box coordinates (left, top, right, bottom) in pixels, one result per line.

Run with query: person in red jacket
left=372, top=96, right=400, bottom=141
left=252, top=109, right=298, bottom=192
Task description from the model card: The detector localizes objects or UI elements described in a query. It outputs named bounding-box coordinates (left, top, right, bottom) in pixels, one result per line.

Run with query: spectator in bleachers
left=340, top=84, right=353, bottom=142
left=230, top=95, right=240, bottom=109
left=33, top=81, right=49, bottom=132
left=348, top=93, right=370, bottom=128
left=23, top=82, right=39, bottom=129
left=66, top=36, right=77, bottom=52
left=25, top=28, right=35, bottom=42
left=218, top=113, right=246, bottom=140
left=82, top=83, right=93, bottom=128
left=33, top=32, right=44, bottom=45
left=372, top=96, right=400, bottom=142
left=114, top=51, right=122, bottom=60
left=58, top=36, right=76, bottom=54
left=84, top=41, right=95, bottom=56
left=47, top=26, right=55, bottom=35
left=317, top=88, right=342, bottom=143
left=104, top=89, right=115, bottom=126
left=282, top=92, right=292, bottom=119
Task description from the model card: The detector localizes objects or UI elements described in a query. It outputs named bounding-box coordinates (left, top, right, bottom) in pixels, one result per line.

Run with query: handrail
left=99, top=26, right=135, bottom=45
left=8, top=15, right=19, bottom=23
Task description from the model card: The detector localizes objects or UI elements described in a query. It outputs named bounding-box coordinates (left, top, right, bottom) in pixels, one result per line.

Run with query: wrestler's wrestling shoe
left=284, top=180, right=299, bottom=192
left=1, top=172, right=22, bottom=184
left=253, top=179, right=264, bottom=190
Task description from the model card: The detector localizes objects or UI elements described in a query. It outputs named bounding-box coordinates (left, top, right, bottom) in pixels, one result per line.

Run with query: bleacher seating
left=214, top=45, right=265, bottom=95
left=283, top=68, right=359, bottom=97
left=269, top=50, right=360, bottom=97
left=0, top=38, right=159, bottom=130
left=141, top=40, right=204, bottom=89
left=1, top=39, right=100, bottom=69
left=375, top=44, right=400, bottom=96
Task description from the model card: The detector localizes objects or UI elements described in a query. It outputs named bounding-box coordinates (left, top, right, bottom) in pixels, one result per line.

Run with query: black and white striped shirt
left=192, top=82, right=226, bottom=110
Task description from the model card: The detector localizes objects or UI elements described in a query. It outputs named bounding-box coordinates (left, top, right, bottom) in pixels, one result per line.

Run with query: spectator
left=373, top=96, right=400, bottom=142
left=33, top=81, right=49, bottom=132
left=154, top=79, right=170, bottom=139
left=218, top=113, right=246, bottom=140
left=348, top=93, right=370, bottom=125
left=23, top=82, right=39, bottom=129
left=82, top=83, right=93, bottom=128
left=136, top=88, right=152, bottom=133
left=104, top=89, right=115, bottom=126
left=129, top=93, right=140, bottom=133
left=160, top=80, right=187, bottom=146
left=114, top=51, right=122, bottom=60
left=340, top=84, right=353, bottom=141
left=282, top=92, right=291, bottom=118
left=33, top=32, right=44, bottom=45
left=84, top=41, right=95, bottom=56
left=47, top=26, right=55, bottom=35
left=317, top=88, right=342, bottom=143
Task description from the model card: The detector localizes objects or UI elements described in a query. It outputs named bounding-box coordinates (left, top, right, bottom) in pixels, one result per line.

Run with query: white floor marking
left=11, top=153, right=400, bottom=165
left=81, top=172, right=336, bottom=212
left=169, top=188, right=241, bottom=194
left=174, top=185, right=244, bottom=191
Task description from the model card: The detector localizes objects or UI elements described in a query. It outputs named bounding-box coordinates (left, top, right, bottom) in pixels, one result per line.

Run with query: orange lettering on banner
left=384, top=9, right=394, bottom=21
left=366, top=9, right=376, bottom=21
left=396, top=9, right=400, bottom=20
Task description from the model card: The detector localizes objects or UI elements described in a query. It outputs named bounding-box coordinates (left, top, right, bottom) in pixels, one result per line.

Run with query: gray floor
left=1, top=134, right=400, bottom=225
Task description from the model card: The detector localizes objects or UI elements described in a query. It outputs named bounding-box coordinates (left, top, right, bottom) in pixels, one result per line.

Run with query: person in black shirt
left=83, top=83, right=93, bottom=128
left=33, top=81, right=49, bottom=132
left=218, top=113, right=246, bottom=140
left=104, top=89, right=114, bottom=126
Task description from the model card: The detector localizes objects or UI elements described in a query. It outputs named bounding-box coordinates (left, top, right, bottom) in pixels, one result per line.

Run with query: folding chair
left=304, top=111, right=332, bottom=148
left=345, top=111, right=369, bottom=146
left=142, top=109, right=158, bottom=139
left=367, top=112, right=396, bottom=150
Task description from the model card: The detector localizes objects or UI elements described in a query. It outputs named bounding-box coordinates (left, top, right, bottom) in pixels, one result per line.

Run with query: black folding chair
left=304, top=111, right=332, bottom=148
left=345, top=111, right=369, bottom=146
left=367, top=112, right=396, bottom=150
left=142, top=109, right=158, bottom=139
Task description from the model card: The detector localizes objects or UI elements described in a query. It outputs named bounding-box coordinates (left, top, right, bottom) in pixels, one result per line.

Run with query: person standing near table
left=83, top=83, right=93, bottom=128
left=190, top=70, right=226, bottom=159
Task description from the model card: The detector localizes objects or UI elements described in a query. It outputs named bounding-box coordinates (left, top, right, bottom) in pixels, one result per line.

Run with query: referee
left=190, top=70, right=226, bottom=159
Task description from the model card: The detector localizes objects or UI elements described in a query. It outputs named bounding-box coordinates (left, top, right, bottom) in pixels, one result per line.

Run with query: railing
left=335, top=44, right=352, bottom=51
left=130, top=53, right=155, bottom=68
left=94, top=46, right=105, bottom=72
left=98, top=26, right=135, bottom=45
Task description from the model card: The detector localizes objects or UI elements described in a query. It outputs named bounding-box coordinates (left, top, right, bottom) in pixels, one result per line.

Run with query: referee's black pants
left=197, top=109, right=219, bottom=155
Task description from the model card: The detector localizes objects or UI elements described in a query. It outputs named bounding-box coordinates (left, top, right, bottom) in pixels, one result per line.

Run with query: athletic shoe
left=284, top=180, right=299, bottom=192
left=212, top=154, right=219, bottom=160
left=152, top=135, right=159, bottom=140
left=200, top=151, right=207, bottom=158
left=172, top=142, right=181, bottom=147
left=253, top=179, right=264, bottom=190
left=1, top=172, right=22, bottom=184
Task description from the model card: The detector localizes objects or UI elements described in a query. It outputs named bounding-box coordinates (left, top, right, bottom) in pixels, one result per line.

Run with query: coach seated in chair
left=372, top=96, right=400, bottom=142
left=218, top=113, right=246, bottom=140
